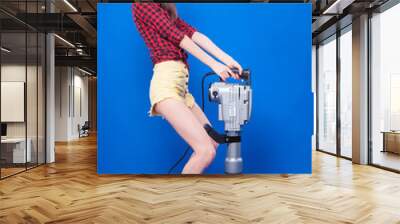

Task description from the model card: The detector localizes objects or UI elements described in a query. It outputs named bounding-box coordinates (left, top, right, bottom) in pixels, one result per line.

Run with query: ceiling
left=311, top=0, right=392, bottom=43
left=0, top=0, right=396, bottom=74
left=1, top=0, right=97, bottom=73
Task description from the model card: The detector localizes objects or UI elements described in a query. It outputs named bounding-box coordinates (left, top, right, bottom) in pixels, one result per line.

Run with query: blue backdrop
left=98, top=3, right=313, bottom=174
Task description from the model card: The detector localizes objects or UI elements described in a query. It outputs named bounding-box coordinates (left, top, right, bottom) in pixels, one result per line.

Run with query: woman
left=132, top=3, right=243, bottom=174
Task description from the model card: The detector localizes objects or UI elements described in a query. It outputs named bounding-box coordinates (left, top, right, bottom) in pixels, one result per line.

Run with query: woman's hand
left=179, top=36, right=240, bottom=81
left=191, top=33, right=243, bottom=79
left=225, top=57, right=243, bottom=77
left=211, top=62, right=235, bottom=81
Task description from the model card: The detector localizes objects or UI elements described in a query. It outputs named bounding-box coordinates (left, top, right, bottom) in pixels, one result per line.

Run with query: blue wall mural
left=98, top=3, right=313, bottom=174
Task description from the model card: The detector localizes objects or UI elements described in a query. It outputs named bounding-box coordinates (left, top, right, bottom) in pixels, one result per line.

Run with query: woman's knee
left=211, top=141, right=219, bottom=150
left=194, top=142, right=216, bottom=166
left=200, top=149, right=216, bottom=167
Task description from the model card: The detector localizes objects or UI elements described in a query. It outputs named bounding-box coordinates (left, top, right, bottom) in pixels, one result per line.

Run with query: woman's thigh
left=190, top=103, right=211, bottom=126
left=154, top=98, right=213, bottom=152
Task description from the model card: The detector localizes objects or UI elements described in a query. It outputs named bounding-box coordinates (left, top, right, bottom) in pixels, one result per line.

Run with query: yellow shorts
left=149, top=60, right=195, bottom=116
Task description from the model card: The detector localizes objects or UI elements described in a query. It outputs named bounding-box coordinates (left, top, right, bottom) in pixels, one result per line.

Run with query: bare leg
left=155, top=99, right=216, bottom=174
left=190, top=103, right=219, bottom=149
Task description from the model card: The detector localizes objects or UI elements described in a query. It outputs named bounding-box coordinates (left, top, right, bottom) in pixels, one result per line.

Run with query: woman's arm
left=175, top=18, right=239, bottom=79
left=180, top=36, right=234, bottom=81
left=134, top=4, right=187, bottom=47
left=192, top=32, right=243, bottom=75
left=134, top=5, right=235, bottom=80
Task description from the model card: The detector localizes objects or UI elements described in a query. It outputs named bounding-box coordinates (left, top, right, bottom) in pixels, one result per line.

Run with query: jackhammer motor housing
left=206, top=69, right=252, bottom=174
left=209, top=83, right=252, bottom=132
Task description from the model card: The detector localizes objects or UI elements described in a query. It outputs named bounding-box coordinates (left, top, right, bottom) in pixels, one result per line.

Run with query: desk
left=382, top=131, right=400, bottom=155
left=1, top=138, right=32, bottom=163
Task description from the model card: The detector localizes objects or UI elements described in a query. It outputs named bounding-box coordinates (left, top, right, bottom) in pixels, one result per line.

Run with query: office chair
left=79, top=121, right=90, bottom=138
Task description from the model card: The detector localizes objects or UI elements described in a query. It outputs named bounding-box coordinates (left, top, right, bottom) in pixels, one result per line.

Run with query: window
left=0, top=1, right=47, bottom=179
left=339, top=27, right=352, bottom=158
left=317, top=35, right=337, bottom=154
left=370, top=3, right=400, bottom=171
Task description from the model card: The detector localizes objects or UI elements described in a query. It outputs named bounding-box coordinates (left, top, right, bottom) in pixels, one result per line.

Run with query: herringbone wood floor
left=1, top=135, right=400, bottom=224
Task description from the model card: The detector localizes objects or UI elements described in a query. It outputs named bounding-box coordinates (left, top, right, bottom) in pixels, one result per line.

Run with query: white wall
left=55, top=67, right=69, bottom=141
left=1, top=65, right=26, bottom=132
left=71, top=72, right=89, bottom=138
left=1, top=64, right=46, bottom=163
left=1, top=65, right=41, bottom=138
left=55, top=67, right=89, bottom=141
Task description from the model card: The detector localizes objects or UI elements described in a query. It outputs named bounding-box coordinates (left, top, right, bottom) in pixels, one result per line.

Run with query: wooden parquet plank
left=0, top=135, right=400, bottom=223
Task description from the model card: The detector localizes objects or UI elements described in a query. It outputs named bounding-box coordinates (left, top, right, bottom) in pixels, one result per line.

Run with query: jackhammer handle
left=203, top=124, right=241, bottom=144
left=231, top=68, right=250, bottom=81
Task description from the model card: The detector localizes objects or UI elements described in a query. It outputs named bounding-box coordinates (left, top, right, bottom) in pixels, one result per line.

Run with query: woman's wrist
left=210, top=60, right=220, bottom=71
left=223, top=55, right=235, bottom=66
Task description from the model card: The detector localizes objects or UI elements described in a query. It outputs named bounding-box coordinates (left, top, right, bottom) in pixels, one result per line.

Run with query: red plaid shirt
left=132, top=3, right=197, bottom=67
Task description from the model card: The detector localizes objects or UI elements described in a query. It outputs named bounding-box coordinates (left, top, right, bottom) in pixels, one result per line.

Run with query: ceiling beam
left=322, top=0, right=356, bottom=14
left=55, top=55, right=96, bottom=72
left=67, top=13, right=97, bottom=46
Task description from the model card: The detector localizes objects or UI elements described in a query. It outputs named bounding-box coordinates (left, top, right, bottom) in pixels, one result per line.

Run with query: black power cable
left=167, top=145, right=190, bottom=174
left=167, top=71, right=218, bottom=174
